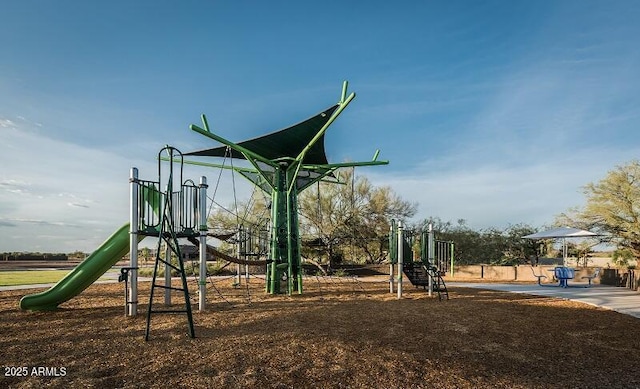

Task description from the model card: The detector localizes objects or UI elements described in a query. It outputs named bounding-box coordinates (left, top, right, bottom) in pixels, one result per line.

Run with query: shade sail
left=522, top=227, right=599, bottom=240
left=185, top=104, right=340, bottom=166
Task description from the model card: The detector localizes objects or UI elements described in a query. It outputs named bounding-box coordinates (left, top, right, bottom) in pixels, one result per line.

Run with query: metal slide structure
left=19, top=223, right=142, bottom=311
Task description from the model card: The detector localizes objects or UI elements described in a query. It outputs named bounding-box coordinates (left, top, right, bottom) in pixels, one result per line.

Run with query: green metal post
left=290, top=188, right=303, bottom=294
left=420, top=229, right=427, bottom=264
left=268, top=167, right=287, bottom=294
left=295, top=192, right=303, bottom=293
left=284, top=165, right=294, bottom=295
left=286, top=185, right=294, bottom=295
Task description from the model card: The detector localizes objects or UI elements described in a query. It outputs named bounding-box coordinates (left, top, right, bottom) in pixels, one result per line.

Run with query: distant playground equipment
left=388, top=220, right=454, bottom=300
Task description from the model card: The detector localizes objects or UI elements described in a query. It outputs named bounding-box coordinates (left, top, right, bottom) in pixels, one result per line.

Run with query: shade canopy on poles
left=523, top=227, right=599, bottom=266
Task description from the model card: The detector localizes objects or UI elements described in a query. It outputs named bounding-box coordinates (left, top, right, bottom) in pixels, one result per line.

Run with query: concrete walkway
left=449, top=281, right=640, bottom=319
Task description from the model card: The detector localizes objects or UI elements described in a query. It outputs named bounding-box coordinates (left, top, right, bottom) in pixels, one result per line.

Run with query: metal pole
left=389, top=221, right=395, bottom=294
left=164, top=242, right=171, bottom=305
left=198, top=176, right=208, bottom=311
left=428, top=223, right=434, bottom=297
left=397, top=221, right=403, bottom=299
left=244, top=227, right=249, bottom=282
left=128, top=168, right=139, bottom=316
left=236, top=226, right=242, bottom=287
left=450, top=241, right=455, bottom=277
left=123, top=274, right=129, bottom=316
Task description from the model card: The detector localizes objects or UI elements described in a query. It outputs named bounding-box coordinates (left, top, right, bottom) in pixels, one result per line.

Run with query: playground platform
left=449, top=282, right=640, bottom=319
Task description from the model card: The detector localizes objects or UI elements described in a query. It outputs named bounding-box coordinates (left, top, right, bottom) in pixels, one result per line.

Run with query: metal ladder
left=145, top=147, right=196, bottom=341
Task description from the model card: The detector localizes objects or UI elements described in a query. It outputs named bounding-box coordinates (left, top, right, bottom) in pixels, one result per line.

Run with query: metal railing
left=134, top=178, right=200, bottom=236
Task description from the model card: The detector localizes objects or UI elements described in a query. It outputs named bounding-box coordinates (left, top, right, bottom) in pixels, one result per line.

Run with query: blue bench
left=554, top=267, right=575, bottom=288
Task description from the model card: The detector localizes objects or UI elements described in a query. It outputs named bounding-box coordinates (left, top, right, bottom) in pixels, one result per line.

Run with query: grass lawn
left=0, top=270, right=73, bottom=286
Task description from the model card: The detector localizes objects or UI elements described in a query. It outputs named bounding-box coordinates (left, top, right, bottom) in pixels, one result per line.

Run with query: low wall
left=447, top=265, right=602, bottom=284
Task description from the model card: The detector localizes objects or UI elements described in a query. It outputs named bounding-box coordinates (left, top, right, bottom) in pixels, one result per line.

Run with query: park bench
left=530, top=266, right=547, bottom=286
left=581, top=267, right=601, bottom=287
left=554, top=267, right=575, bottom=288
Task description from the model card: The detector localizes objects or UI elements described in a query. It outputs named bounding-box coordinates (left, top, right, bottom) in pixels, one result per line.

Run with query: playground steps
left=430, top=268, right=449, bottom=301
left=402, top=262, right=429, bottom=286
left=402, top=262, right=449, bottom=301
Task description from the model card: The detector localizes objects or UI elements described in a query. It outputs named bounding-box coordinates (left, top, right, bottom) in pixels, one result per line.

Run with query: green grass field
left=0, top=270, right=72, bottom=286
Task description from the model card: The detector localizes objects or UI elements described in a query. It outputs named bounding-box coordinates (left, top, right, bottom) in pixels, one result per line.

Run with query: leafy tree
left=502, top=224, right=539, bottom=265
left=612, top=248, right=634, bottom=267
left=557, top=160, right=640, bottom=261
left=414, top=218, right=540, bottom=265
left=566, top=241, right=596, bottom=268
left=141, top=247, right=151, bottom=264
left=298, top=169, right=417, bottom=265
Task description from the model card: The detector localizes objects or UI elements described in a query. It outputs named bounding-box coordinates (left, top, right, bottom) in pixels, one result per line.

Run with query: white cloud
left=368, top=145, right=640, bottom=231
left=0, top=123, right=249, bottom=252
left=0, top=118, right=17, bottom=128
left=0, top=125, right=147, bottom=252
left=68, top=202, right=90, bottom=209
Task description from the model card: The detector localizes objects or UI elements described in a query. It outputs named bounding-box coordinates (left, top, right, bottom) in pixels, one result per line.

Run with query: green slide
left=20, top=223, right=141, bottom=311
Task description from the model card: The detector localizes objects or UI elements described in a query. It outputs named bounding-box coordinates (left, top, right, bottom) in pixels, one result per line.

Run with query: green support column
left=268, top=166, right=289, bottom=294
left=286, top=188, right=295, bottom=294
left=286, top=186, right=302, bottom=294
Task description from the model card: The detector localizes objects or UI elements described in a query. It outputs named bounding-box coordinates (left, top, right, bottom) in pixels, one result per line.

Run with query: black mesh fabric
left=185, top=104, right=340, bottom=167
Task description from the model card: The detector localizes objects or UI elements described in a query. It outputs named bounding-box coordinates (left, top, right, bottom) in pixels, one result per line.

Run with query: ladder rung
left=152, top=284, right=187, bottom=292
left=150, top=309, right=189, bottom=314
left=154, top=259, right=181, bottom=272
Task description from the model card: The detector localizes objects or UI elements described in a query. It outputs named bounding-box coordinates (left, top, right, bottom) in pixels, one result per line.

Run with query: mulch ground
left=1, top=276, right=639, bottom=388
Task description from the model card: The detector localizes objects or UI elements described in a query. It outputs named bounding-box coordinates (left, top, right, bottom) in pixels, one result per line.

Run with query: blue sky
left=2, top=1, right=640, bottom=253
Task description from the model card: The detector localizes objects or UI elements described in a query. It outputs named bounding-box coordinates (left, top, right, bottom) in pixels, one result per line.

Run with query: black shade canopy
left=185, top=104, right=340, bottom=166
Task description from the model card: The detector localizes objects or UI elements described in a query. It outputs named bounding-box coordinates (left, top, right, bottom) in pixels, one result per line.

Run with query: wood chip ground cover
left=1, top=277, right=639, bottom=388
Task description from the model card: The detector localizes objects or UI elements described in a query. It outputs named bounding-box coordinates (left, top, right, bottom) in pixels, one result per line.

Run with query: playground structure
left=388, top=220, right=454, bottom=300
left=129, top=147, right=208, bottom=339
left=19, top=81, right=393, bottom=337
left=130, top=146, right=274, bottom=339
left=179, top=81, right=388, bottom=295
